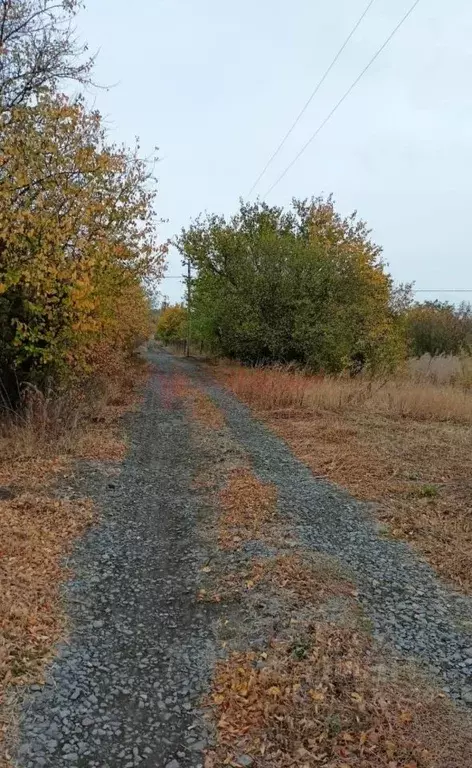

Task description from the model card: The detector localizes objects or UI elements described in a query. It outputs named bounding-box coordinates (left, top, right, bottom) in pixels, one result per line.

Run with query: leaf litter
left=181, top=377, right=472, bottom=768
left=218, top=468, right=279, bottom=550
left=0, top=368, right=146, bottom=766
left=206, top=623, right=472, bottom=768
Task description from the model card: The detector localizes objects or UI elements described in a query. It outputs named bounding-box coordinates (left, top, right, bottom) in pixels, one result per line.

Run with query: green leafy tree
left=178, top=197, right=404, bottom=373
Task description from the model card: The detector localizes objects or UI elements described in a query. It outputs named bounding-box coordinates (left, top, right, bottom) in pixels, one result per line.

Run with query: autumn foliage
left=156, top=304, right=187, bottom=346
left=0, top=2, right=165, bottom=404
left=0, top=95, right=164, bottom=402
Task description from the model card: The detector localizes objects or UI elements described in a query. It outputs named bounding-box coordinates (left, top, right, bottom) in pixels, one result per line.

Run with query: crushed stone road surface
left=14, top=349, right=472, bottom=767
left=15, top=352, right=217, bottom=768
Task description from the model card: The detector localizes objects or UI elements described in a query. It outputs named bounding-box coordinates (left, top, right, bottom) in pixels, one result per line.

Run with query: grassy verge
left=215, top=364, right=472, bottom=592
left=0, top=362, right=148, bottom=766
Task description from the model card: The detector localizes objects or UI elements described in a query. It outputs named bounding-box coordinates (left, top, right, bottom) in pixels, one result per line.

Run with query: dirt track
left=12, top=349, right=472, bottom=767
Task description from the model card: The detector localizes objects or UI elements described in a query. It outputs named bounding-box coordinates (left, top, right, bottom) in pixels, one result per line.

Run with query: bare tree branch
left=0, top=1, right=12, bottom=48
left=0, top=0, right=94, bottom=111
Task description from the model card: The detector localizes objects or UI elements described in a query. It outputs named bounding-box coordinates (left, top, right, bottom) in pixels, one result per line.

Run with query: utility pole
left=186, top=259, right=191, bottom=357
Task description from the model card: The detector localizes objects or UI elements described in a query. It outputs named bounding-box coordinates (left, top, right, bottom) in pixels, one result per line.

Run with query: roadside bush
left=178, top=197, right=405, bottom=373
left=405, top=301, right=472, bottom=357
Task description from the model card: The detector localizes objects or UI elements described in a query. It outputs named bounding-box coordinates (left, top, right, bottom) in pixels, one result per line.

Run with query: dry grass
left=0, top=362, right=147, bottom=463
left=0, top=388, right=87, bottom=461
left=409, top=354, right=472, bottom=386
left=217, top=364, right=472, bottom=592
left=205, top=623, right=472, bottom=768
left=218, top=468, right=278, bottom=549
left=172, top=372, right=225, bottom=428
left=0, top=363, right=147, bottom=765
left=217, top=364, right=472, bottom=424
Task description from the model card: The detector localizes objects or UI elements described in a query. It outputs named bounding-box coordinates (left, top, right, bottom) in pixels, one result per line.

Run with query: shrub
left=0, top=95, right=163, bottom=403
left=178, top=197, right=405, bottom=373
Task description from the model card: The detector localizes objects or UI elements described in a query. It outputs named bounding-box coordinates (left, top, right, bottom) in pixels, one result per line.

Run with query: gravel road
left=14, top=352, right=218, bottom=768
left=13, top=349, right=472, bottom=767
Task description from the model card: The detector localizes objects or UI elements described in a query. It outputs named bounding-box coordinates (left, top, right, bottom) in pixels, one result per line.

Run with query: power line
left=161, top=271, right=196, bottom=280
left=263, top=0, right=422, bottom=199
left=247, top=0, right=378, bottom=198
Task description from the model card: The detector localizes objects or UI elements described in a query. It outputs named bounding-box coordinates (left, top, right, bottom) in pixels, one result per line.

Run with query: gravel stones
left=197, top=371, right=472, bottom=704
left=13, top=354, right=219, bottom=767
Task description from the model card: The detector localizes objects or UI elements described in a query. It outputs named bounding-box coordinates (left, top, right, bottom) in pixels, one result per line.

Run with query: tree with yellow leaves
left=156, top=305, right=187, bottom=346
left=0, top=93, right=165, bottom=400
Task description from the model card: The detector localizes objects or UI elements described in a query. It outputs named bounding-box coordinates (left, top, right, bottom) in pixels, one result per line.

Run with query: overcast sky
left=78, top=0, right=472, bottom=305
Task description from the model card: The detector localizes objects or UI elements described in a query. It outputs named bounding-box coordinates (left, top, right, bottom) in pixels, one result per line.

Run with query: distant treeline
left=405, top=301, right=472, bottom=358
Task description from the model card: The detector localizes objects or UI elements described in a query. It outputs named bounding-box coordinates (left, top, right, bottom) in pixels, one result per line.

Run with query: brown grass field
left=214, top=357, right=472, bottom=592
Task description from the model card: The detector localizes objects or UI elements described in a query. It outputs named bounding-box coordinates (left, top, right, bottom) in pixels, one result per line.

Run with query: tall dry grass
left=408, top=353, right=472, bottom=386
left=221, top=362, right=472, bottom=424
left=0, top=360, right=146, bottom=462
left=0, top=386, right=88, bottom=460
